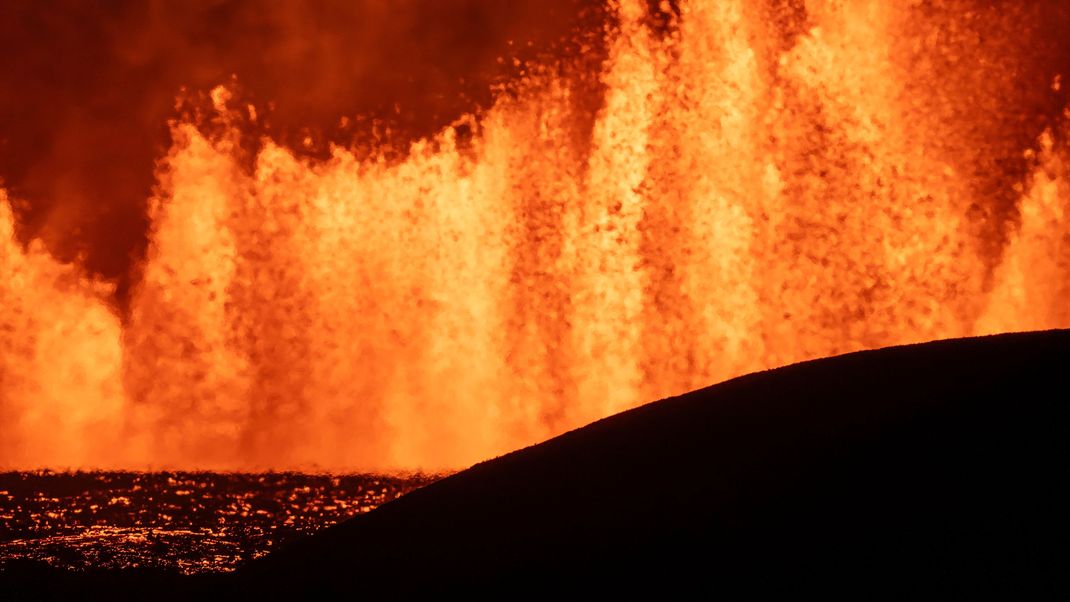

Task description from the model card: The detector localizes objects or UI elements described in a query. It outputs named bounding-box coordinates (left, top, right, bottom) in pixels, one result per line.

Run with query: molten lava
left=2, top=0, right=1069, bottom=470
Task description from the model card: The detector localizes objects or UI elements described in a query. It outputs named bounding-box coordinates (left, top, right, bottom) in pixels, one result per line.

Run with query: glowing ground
left=0, top=472, right=437, bottom=574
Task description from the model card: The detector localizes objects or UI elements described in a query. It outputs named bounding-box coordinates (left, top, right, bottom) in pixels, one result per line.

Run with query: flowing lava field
left=0, top=472, right=436, bottom=573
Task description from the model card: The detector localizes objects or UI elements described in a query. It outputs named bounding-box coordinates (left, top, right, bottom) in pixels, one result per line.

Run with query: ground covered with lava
left=0, top=471, right=438, bottom=574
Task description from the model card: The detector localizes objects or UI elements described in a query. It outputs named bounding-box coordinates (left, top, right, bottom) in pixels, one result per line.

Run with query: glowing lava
left=2, top=0, right=1068, bottom=470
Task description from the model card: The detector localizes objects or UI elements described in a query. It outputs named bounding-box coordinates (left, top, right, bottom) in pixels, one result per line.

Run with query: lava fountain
left=2, top=0, right=1068, bottom=471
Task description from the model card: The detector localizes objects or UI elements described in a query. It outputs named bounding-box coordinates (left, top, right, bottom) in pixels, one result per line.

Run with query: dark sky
left=0, top=0, right=603, bottom=305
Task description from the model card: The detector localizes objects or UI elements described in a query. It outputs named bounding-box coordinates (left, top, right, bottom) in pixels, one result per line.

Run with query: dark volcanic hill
left=3, top=330, right=1068, bottom=599
left=237, top=329, right=1069, bottom=598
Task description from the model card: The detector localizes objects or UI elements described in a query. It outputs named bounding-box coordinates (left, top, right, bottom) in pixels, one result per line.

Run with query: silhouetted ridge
left=3, top=330, right=1066, bottom=599
left=240, top=329, right=1069, bottom=597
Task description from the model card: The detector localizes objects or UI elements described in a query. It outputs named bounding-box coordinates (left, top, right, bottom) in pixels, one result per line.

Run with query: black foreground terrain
left=4, top=330, right=1068, bottom=599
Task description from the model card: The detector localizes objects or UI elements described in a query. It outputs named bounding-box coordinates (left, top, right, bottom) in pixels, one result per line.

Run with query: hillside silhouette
left=237, top=329, right=1069, bottom=597
left=3, top=329, right=1067, bottom=598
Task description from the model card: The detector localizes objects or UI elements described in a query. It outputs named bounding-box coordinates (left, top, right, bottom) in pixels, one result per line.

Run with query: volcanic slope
left=235, top=329, right=1070, bottom=597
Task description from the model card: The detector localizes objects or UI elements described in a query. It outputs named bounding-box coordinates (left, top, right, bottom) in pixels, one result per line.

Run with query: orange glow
left=1, top=191, right=125, bottom=468
left=978, top=120, right=1070, bottom=334
left=2, top=0, right=1069, bottom=470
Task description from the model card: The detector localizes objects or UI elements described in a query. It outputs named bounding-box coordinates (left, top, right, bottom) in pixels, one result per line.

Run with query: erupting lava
left=2, top=0, right=1069, bottom=470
